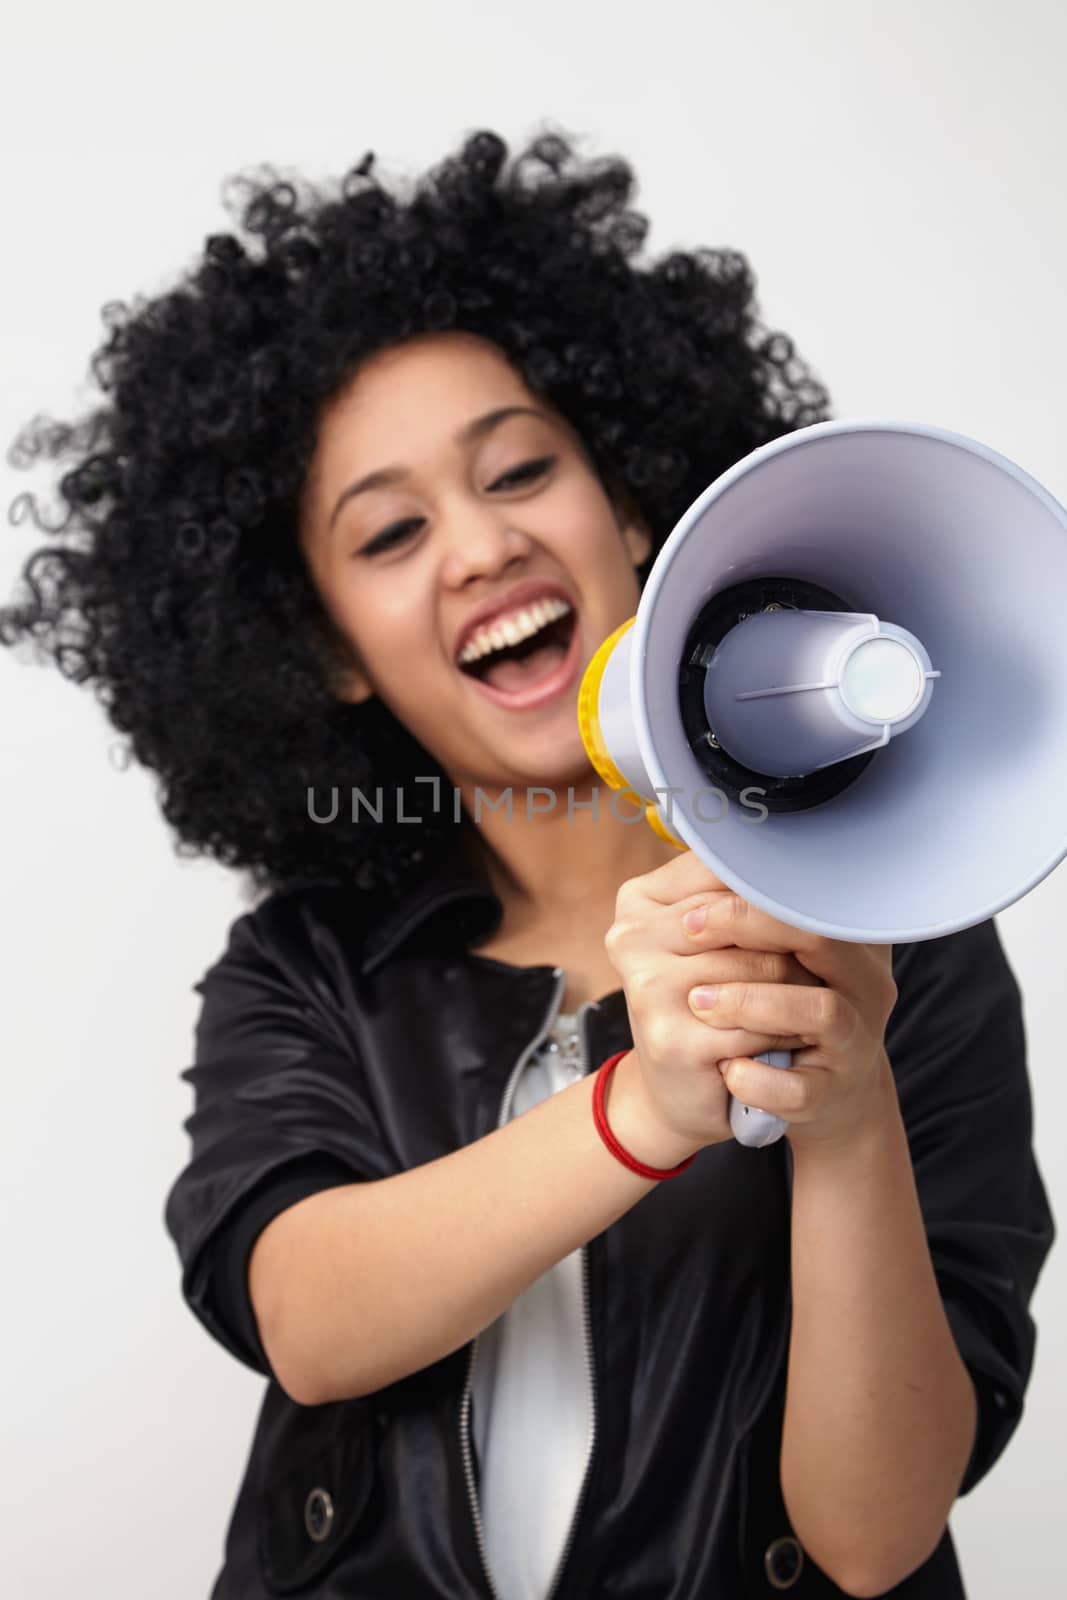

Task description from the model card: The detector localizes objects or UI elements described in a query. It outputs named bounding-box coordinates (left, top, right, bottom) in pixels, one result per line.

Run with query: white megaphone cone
left=578, top=419, right=1067, bottom=1149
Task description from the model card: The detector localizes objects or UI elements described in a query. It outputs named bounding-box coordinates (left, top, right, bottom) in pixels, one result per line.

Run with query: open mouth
left=457, top=607, right=577, bottom=696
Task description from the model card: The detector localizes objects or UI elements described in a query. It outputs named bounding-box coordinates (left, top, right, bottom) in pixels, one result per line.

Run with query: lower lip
left=459, top=615, right=584, bottom=712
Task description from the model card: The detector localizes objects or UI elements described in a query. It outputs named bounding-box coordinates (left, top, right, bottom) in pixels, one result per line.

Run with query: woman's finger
left=628, top=897, right=825, bottom=982
left=718, top=1057, right=830, bottom=1124
left=621, top=850, right=731, bottom=909
left=678, top=887, right=822, bottom=955
left=687, top=979, right=857, bottom=1053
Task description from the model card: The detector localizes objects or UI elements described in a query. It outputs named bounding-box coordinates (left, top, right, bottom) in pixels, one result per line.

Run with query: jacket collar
left=359, top=848, right=504, bottom=977
left=355, top=839, right=631, bottom=1038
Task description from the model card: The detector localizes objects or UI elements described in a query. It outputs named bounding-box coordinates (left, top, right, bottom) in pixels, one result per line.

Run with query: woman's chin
left=461, top=737, right=599, bottom=803
left=511, top=722, right=595, bottom=778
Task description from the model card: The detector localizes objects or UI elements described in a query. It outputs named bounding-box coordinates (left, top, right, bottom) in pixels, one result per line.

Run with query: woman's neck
left=457, top=780, right=681, bottom=936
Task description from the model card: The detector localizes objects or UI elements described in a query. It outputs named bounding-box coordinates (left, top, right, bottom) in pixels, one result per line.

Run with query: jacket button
left=304, top=1487, right=335, bottom=1543
left=764, top=1534, right=804, bottom=1589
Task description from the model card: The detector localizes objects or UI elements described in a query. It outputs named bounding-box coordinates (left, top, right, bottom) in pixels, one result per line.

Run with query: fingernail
left=683, top=906, right=706, bottom=932
left=691, top=985, right=721, bottom=1009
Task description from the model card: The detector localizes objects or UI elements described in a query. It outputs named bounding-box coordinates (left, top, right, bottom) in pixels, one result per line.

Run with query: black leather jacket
left=164, top=853, right=1055, bottom=1598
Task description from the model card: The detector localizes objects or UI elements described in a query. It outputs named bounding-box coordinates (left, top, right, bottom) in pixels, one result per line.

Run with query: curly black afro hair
left=1, top=127, right=831, bottom=901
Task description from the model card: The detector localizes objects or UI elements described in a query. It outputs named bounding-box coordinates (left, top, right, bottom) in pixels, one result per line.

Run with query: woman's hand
left=604, top=851, right=827, bottom=1161
left=604, top=850, right=898, bottom=1160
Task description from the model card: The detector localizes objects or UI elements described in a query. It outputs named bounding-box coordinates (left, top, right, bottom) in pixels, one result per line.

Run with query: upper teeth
left=458, top=596, right=573, bottom=664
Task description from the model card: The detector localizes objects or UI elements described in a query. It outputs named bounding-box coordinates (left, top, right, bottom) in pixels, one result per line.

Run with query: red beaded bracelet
left=592, top=1050, right=697, bottom=1180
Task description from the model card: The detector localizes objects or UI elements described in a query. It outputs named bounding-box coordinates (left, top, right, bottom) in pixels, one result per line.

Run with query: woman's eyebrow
left=327, top=404, right=549, bottom=532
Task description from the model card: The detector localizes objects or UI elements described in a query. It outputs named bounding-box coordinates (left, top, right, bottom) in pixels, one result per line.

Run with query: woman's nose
left=437, top=501, right=533, bottom=586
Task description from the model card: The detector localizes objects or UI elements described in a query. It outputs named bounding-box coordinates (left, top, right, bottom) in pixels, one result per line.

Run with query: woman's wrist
left=602, top=1049, right=704, bottom=1173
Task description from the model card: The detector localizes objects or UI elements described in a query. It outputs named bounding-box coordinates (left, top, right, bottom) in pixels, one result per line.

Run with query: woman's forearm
left=248, top=1048, right=696, bottom=1405
left=781, top=1051, right=978, bottom=1596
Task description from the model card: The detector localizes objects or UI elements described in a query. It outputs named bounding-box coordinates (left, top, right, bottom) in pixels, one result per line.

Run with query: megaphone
left=577, top=420, right=1067, bottom=1148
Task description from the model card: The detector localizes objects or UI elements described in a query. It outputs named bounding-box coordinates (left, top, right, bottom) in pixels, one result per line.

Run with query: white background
left=1, top=2, right=1063, bottom=1594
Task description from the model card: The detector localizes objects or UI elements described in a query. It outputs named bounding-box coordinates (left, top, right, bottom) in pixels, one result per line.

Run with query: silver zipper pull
left=545, top=1014, right=584, bottom=1078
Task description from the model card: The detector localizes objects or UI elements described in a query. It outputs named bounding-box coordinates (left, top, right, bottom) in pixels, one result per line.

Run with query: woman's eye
left=360, top=518, right=424, bottom=556
left=488, top=456, right=555, bottom=492
left=354, top=458, right=554, bottom=555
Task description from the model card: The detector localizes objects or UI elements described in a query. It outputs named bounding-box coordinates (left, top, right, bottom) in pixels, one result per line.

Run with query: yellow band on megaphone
left=577, top=614, right=688, bottom=851
left=577, top=615, right=636, bottom=792
left=644, top=799, right=689, bottom=852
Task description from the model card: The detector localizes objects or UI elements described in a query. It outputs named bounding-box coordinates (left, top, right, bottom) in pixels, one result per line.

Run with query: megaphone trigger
left=728, top=1052, right=795, bottom=1148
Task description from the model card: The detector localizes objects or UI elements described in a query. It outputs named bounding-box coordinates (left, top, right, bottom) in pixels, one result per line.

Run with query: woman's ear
left=333, top=657, right=376, bottom=705
left=313, top=613, right=377, bottom=704
left=614, top=486, right=653, bottom=570
left=622, top=516, right=652, bottom=570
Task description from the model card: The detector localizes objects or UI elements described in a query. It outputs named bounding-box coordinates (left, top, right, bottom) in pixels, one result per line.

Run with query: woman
left=1, top=129, right=1054, bottom=1598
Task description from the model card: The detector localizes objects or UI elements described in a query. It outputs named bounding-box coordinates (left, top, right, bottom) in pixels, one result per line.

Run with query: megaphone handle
left=729, top=1050, right=792, bottom=1147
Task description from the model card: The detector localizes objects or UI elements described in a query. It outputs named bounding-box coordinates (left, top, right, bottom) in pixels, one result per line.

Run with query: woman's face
left=298, top=331, right=651, bottom=794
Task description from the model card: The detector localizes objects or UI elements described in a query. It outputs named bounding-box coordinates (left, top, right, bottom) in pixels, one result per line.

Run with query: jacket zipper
left=542, top=991, right=598, bottom=1600
left=457, top=968, right=601, bottom=1600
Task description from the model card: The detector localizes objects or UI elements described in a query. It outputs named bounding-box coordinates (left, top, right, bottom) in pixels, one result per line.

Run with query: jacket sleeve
left=885, top=917, right=1056, bottom=1496
left=162, top=901, right=390, bottom=1378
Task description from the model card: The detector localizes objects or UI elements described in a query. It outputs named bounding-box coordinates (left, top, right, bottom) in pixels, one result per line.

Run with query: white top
left=470, top=1010, right=595, bottom=1600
